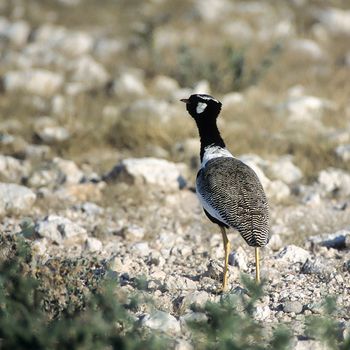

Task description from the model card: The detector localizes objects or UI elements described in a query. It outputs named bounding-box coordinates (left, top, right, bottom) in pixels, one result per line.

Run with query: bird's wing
left=196, top=157, right=270, bottom=246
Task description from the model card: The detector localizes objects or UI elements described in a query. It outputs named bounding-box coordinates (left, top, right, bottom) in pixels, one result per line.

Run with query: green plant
left=189, top=275, right=292, bottom=350
left=0, top=237, right=167, bottom=350
left=306, top=297, right=350, bottom=350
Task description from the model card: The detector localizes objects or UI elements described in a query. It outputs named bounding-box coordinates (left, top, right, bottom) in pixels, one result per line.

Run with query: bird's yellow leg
left=255, top=247, right=260, bottom=284
left=220, top=226, right=230, bottom=291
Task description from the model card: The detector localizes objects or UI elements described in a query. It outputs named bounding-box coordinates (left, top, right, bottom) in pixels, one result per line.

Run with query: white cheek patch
left=196, top=102, right=207, bottom=114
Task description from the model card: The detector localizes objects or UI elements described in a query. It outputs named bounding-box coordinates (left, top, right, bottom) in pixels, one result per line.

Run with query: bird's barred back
left=196, top=157, right=270, bottom=247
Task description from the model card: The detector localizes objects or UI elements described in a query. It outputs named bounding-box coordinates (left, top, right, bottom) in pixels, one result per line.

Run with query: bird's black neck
left=196, top=118, right=226, bottom=161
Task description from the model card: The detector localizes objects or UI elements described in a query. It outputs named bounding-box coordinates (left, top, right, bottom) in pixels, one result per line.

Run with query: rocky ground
left=1, top=0, right=350, bottom=349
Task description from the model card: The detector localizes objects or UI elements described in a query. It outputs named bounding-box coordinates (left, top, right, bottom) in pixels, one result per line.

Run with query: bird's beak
left=180, top=98, right=189, bottom=103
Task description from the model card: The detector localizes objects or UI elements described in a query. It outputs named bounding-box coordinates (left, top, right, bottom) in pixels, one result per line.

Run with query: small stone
left=255, top=305, right=271, bottom=321
left=266, top=156, right=303, bottom=184
left=276, top=245, right=310, bottom=264
left=122, top=225, right=145, bottom=241
left=85, top=237, right=103, bottom=252
left=35, top=215, right=87, bottom=244
left=268, top=234, right=283, bottom=251
left=112, top=72, right=146, bottom=98
left=142, top=310, right=181, bottom=335
left=180, top=312, right=208, bottom=327
left=318, top=167, right=350, bottom=196
left=2, top=69, right=64, bottom=96
left=0, top=183, right=36, bottom=216
left=164, top=275, right=197, bottom=292
left=24, top=144, right=51, bottom=160
left=283, top=300, right=303, bottom=314
left=287, top=39, right=326, bottom=60
left=131, top=242, right=150, bottom=257
left=181, top=291, right=210, bottom=310
left=335, top=144, right=350, bottom=162
left=151, top=75, right=179, bottom=97
left=314, top=7, right=350, bottom=36
left=0, top=20, right=30, bottom=47
left=69, top=55, right=109, bottom=88
left=53, top=157, right=84, bottom=184
left=308, top=228, right=350, bottom=249
left=174, top=339, right=193, bottom=350
left=228, top=246, right=248, bottom=270
left=0, top=155, right=30, bottom=183
left=105, top=157, right=187, bottom=191
left=295, top=339, right=327, bottom=350
left=36, top=125, right=70, bottom=144
left=301, top=258, right=331, bottom=276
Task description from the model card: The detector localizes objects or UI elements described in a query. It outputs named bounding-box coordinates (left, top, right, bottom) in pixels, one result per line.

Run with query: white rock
left=142, top=311, right=181, bottom=335
left=35, top=215, right=87, bottom=244
left=53, top=158, right=84, bottom=184
left=228, top=246, right=248, bottom=270
left=288, top=39, right=326, bottom=60
left=174, top=339, right=193, bottom=350
left=0, top=183, right=36, bottom=216
left=69, top=55, right=109, bottom=87
left=93, top=38, right=125, bottom=60
left=335, top=144, right=350, bottom=162
left=277, top=95, right=336, bottom=122
left=268, top=234, right=283, bottom=251
left=266, top=180, right=291, bottom=202
left=3, top=69, right=63, bottom=96
left=106, top=157, right=187, bottom=191
left=193, top=0, right=233, bottom=22
left=221, top=21, right=253, bottom=42
left=0, top=155, right=30, bottom=183
left=151, top=75, right=179, bottom=97
left=164, top=275, right=197, bottom=292
left=55, top=31, right=94, bottom=57
left=222, top=92, right=244, bottom=108
left=131, top=242, right=150, bottom=257
left=126, top=98, right=172, bottom=122
left=308, top=228, right=350, bottom=249
left=318, top=167, right=350, bottom=196
left=122, top=224, right=145, bottom=241
left=112, top=72, right=146, bottom=98
left=38, top=125, right=70, bottom=143
left=295, top=340, right=327, bottom=350
left=181, top=291, right=210, bottom=309
left=1, top=20, right=30, bottom=46
left=24, top=144, right=51, bottom=160
left=266, top=156, right=303, bottom=184
left=254, top=305, right=271, bottom=321
left=314, top=7, right=350, bottom=36
left=180, top=312, right=208, bottom=326
left=276, top=245, right=310, bottom=264
left=85, top=237, right=103, bottom=252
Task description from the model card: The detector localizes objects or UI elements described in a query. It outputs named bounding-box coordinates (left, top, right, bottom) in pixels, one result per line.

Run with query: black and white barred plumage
left=181, top=94, right=270, bottom=248
left=196, top=156, right=269, bottom=247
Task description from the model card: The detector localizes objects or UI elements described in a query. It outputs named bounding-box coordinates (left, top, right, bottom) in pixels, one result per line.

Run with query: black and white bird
left=181, top=94, right=269, bottom=290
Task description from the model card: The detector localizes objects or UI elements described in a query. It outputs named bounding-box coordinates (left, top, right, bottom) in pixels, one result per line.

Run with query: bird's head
left=180, top=94, right=222, bottom=121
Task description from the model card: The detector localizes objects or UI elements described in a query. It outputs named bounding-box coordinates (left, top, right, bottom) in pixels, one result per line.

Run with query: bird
left=181, top=93, right=270, bottom=291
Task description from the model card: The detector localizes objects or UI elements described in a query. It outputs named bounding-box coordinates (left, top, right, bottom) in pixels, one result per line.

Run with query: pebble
left=0, top=183, right=36, bottom=216
left=105, top=157, right=187, bottom=191
left=141, top=310, right=181, bottom=335
left=283, top=301, right=303, bottom=314
left=35, top=215, right=87, bottom=244
left=276, top=245, right=311, bottom=264
left=85, top=237, right=103, bottom=252
left=2, top=69, right=64, bottom=96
